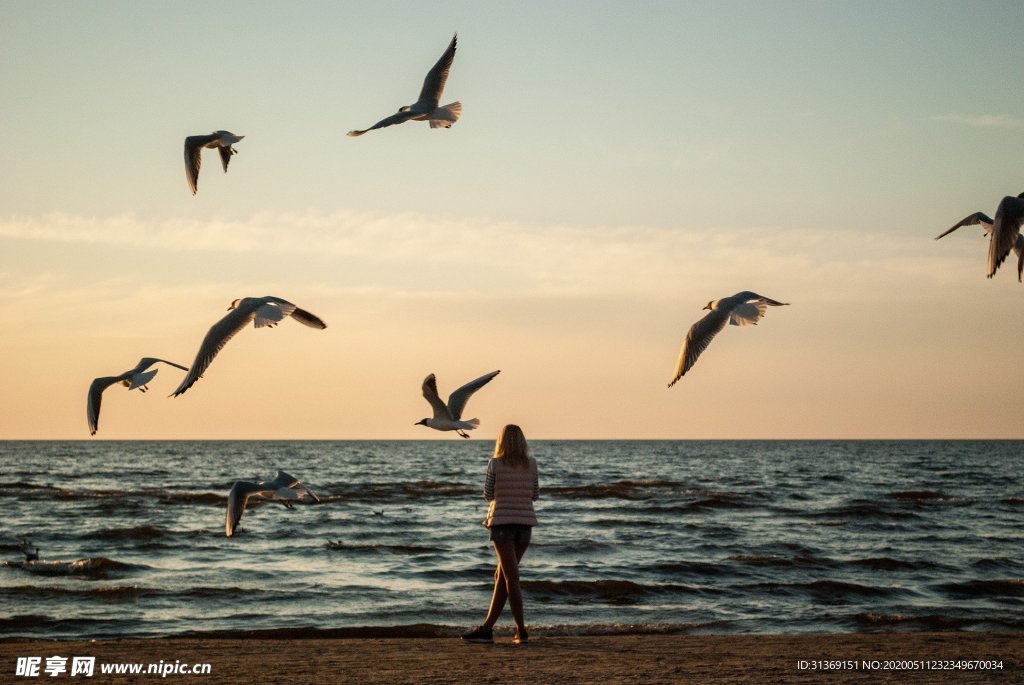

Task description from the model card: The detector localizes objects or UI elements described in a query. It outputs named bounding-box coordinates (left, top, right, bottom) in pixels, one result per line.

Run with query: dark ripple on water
left=3, top=557, right=142, bottom=579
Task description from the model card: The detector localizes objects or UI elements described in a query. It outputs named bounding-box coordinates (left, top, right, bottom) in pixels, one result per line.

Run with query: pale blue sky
left=2, top=1, right=1022, bottom=438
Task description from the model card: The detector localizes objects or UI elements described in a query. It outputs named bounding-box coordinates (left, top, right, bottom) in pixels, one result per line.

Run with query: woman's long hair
left=494, top=424, right=529, bottom=468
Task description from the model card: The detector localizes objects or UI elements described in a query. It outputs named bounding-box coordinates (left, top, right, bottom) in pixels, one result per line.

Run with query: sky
left=1, top=1, right=1022, bottom=440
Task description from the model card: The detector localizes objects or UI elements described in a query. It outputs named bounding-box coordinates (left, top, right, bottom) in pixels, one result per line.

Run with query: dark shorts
left=489, top=524, right=533, bottom=545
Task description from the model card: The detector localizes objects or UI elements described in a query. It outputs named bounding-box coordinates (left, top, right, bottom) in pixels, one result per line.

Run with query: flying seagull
left=668, top=292, right=789, bottom=387
left=225, top=470, right=320, bottom=537
left=88, top=357, right=189, bottom=435
left=415, top=370, right=500, bottom=438
left=936, top=193, right=1024, bottom=282
left=184, top=130, right=244, bottom=195
left=347, top=34, right=461, bottom=136
left=170, top=296, right=327, bottom=397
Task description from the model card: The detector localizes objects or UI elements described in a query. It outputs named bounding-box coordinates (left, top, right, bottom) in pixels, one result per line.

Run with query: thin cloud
left=932, top=113, right=1024, bottom=129
left=0, top=210, right=974, bottom=303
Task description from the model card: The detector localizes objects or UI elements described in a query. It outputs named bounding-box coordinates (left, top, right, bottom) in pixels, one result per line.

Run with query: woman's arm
left=483, top=459, right=496, bottom=501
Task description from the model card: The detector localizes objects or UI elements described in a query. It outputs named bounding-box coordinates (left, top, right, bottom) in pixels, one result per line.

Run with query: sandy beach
left=2, top=631, right=1021, bottom=684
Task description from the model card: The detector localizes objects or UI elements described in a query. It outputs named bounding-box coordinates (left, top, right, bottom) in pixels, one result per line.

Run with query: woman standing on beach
left=462, top=424, right=539, bottom=645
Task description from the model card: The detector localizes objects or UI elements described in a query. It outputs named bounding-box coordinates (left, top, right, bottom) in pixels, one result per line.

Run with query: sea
left=2, top=440, right=1022, bottom=640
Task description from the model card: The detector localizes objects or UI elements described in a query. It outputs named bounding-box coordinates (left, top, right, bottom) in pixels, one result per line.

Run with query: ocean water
left=1, top=440, right=1021, bottom=640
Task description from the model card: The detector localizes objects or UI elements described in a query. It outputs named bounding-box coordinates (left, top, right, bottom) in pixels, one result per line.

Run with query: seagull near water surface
left=184, top=130, right=244, bottom=195
left=225, top=470, right=320, bottom=538
left=87, top=357, right=189, bottom=435
left=935, top=193, right=1024, bottom=282
left=347, top=34, right=461, bottom=137
left=416, top=370, right=500, bottom=438
left=170, top=296, right=327, bottom=397
left=668, top=292, right=790, bottom=388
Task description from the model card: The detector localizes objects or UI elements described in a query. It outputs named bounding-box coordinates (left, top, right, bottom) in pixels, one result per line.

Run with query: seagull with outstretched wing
left=348, top=34, right=461, bottom=136
left=171, top=296, right=327, bottom=397
left=668, top=292, right=789, bottom=387
left=88, top=357, right=189, bottom=434
left=415, top=369, right=500, bottom=438
left=226, top=470, right=320, bottom=537
left=936, top=193, right=1024, bottom=282
left=184, top=130, right=244, bottom=194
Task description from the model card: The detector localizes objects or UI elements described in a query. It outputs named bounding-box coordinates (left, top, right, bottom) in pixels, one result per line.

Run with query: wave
left=324, top=540, right=438, bottom=554
left=726, top=554, right=832, bottom=569
left=158, top=492, right=224, bottom=506
left=0, top=485, right=225, bottom=506
left=749, top=580, right=894, bottom=598
left=544, top=480, right=679, bottom=500
left=845, top=557, right=934, bottom=571
left=937, top=579, right=1024, bottom=598
left=176, top=623, right=461, bottom=640
left=171, top=621, right=706, bottom=641
left=854, top=612, right=1024, bottom=631
left=886, top=490, right=948, bottom=502
left=403, top=480, right=476, bottom=498
left=88, top=525, right=170, bottom=541
left=1, top=584, right=143, bottom=600
left=523, top=579, right=711, bottom=603
left=2, top=557, right=142, bottom=579
left=0, top=614, right=116, bottom=637
left=815, top=502, right=921, bottom=520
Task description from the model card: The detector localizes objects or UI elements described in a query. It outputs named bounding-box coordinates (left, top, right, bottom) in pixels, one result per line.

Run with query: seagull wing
left=289, top=307, right=328, bottom=329
left=729, top=295, right=789, bottom=326
left=270, top=470, right=299, bottom=489
left=218, top=145, right=233, bottom=173
left=668, top=307, right=730, bottom=387
left=86, top=377, right=119, bottom=435
left=126, top=368, right=158, bottom=390
left=184, top=134, right=215, bottom=195
left=988, top=197, right=1024, bottom=278
left=421, top=373, right=453, bottom=420
left=150, top=358, right=190, bottom=372
left=417, top=33, right=457, bottom=108
left=1016, top=236, right=1024, bottom=282
left=728, top=301, right=767, bottom=326
left=253, top=300, right=294, bottom=328
left=171, top=306, right=255, bottom=397
left=936, top=212, right=994, bottom=240
left=226, top=481, right=261, bottom=537
left=347, top=110, right=419, bottom=137
left=297, top=483, right=321, bottom=503
left=447, top=369, right=500, bottom=421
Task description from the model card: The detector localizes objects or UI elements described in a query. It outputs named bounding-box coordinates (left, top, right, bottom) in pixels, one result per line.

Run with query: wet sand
left=2, top=631, right=1021, bottom=683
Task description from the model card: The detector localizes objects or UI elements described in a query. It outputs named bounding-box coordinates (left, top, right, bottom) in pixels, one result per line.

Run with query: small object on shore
left=19, top=537, right=39, bottom=562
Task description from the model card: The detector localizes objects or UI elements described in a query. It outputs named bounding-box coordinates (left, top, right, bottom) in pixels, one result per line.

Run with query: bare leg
left=482, top=538, right=529, bottom=632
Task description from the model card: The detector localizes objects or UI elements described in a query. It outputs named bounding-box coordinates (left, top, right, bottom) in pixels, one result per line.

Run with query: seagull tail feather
left=429, top=102, right=461, bottom=128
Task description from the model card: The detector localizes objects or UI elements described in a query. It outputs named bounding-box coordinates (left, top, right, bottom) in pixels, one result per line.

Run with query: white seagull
left=347, top=34, right=461, bottom=136
left=225, top=470, right=320, bottom=537
left=170, top=296, right=327, bottom=397
left=668, top=292, right=789, bottom=387
left=87, top=357, right=189, bottom=435
left=415, top=370, right=500, bottom=438
left=936, top=193, right=1024, bottom=282
left=184, top=130, right=244, bottom=195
